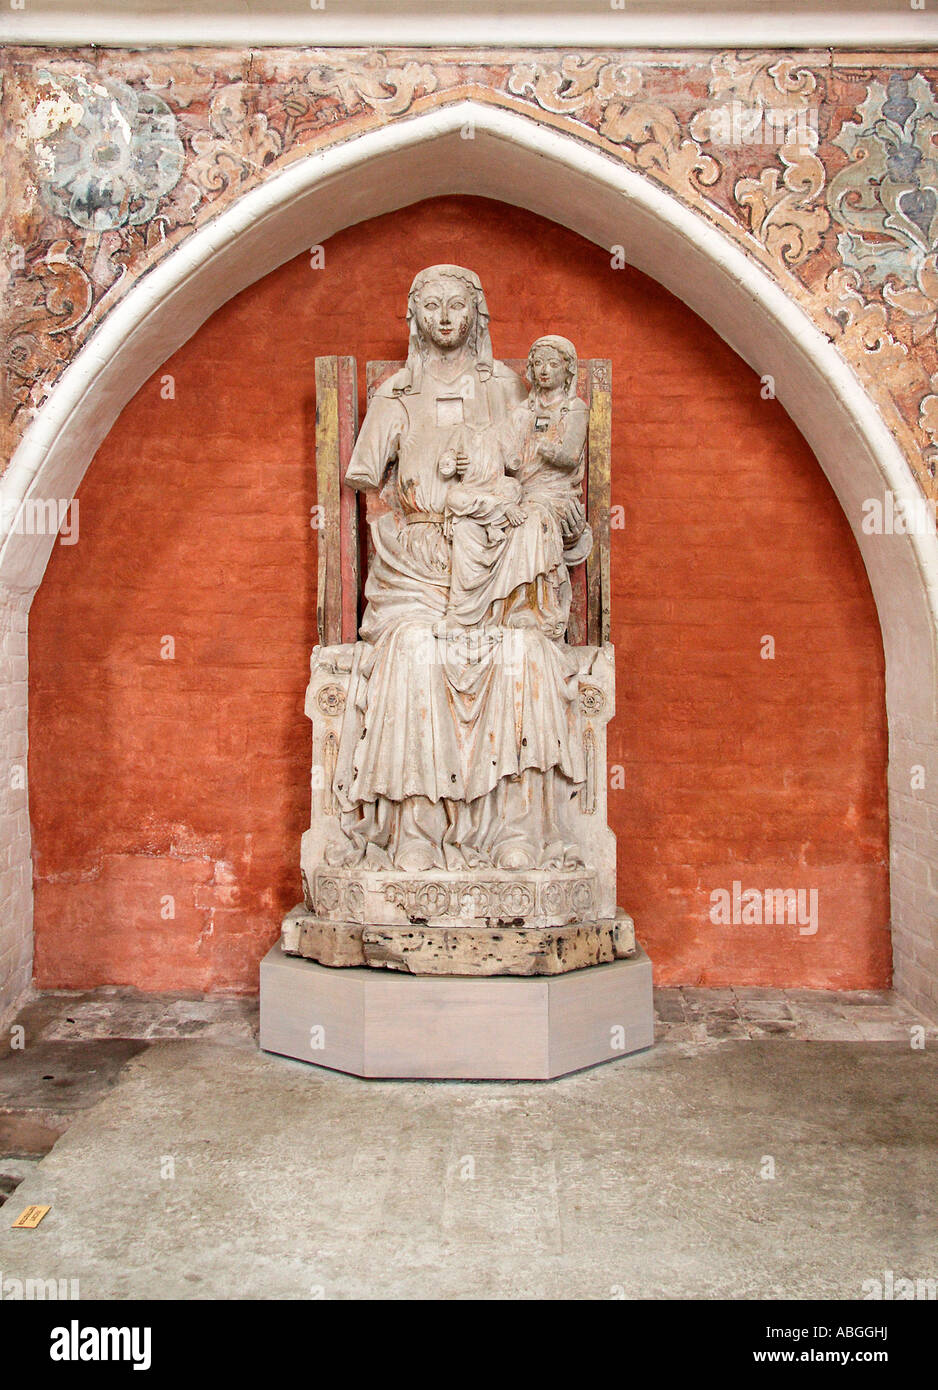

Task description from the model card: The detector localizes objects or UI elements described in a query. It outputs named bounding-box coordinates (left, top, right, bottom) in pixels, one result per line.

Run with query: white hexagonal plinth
left=259, top=943, right=654, bottom=1080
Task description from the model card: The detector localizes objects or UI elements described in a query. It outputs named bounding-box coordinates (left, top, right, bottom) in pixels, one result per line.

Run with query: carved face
left=530, top=346, right=566, bottom=392
left=413, top=277, right=475, bottom=351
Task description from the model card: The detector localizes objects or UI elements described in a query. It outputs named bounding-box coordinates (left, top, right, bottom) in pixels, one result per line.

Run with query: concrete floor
left=1, top=984, right=936, bottom=1299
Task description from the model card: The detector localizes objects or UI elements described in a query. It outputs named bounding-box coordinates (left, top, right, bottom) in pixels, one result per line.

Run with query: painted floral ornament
left=37, top=72, right=184, bottom=232
left=828, top=73, right=938, bottom=290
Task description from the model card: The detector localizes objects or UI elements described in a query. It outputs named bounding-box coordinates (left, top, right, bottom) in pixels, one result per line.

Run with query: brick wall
left=0, top=586, right=32, bottom=1026
left=27, top=196, right=891, bottom=993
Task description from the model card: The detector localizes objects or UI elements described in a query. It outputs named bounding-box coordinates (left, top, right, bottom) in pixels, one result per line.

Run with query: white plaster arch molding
left=3, top=101, right=937, bottom=1016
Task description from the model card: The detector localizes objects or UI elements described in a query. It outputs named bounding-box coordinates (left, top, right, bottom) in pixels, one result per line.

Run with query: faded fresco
left=2, top=47, right=938, bottom=495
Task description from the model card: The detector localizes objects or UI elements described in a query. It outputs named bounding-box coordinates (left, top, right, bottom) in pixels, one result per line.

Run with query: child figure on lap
left=441, top=335, right=589, bottom=638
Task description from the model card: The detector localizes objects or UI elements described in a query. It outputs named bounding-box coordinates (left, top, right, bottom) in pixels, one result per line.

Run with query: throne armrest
left=572, top=643, right=617, bottom=918
left=301, top=645, right=359, bottom=904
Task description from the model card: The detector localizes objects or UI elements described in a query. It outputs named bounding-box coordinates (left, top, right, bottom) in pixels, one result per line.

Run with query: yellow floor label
left=11, top=1205, right=51, bottom=1229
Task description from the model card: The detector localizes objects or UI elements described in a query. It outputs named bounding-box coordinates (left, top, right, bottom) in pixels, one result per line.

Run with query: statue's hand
left=504, top=504, right=527, bottom=527
left=536, top=440, right=563, bottom=466
left=438, top=449, right=460, bottom=480
left=560, top=497, right=587, bottom=542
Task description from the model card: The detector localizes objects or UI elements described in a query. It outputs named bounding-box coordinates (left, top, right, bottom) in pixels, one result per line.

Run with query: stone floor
left=0, top=989, right=258, bottom=1158
left=0, top=983, right=936, bottom=1298
left=652, top=985, right=935, bottom=1044
left=2, top=983, right=933, bottom=1158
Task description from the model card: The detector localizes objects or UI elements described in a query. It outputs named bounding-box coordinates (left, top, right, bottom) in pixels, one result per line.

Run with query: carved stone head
left=526, top=334, right=579, bottom=399
left=403, top=265, right=494, bottom=389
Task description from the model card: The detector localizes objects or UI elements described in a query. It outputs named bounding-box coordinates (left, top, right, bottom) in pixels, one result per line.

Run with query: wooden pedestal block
left=259, top=943, right=654, bottom=1080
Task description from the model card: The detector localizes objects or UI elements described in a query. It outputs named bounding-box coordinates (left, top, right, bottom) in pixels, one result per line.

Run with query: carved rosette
left=579, top=684, right=605, bottom=715
left=316, top=683, right=346, bottom=717
left=316, top=875, right=342, bottom=917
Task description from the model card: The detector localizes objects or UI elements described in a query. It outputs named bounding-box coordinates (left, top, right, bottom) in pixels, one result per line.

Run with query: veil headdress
left=526, top=335, right=579, bottom=402
left=399, top=265, right=494, bottom=394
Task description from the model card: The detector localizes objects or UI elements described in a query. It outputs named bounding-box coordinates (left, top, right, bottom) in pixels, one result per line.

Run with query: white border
left=2, top=3, right=938, bottom=50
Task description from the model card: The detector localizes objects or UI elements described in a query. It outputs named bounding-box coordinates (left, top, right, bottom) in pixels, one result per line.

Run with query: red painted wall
left=28, top=197, right=891, bottom=993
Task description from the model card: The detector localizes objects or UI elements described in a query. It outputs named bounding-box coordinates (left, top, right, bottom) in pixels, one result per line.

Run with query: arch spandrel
left=5, top=50, right=938, bottom=505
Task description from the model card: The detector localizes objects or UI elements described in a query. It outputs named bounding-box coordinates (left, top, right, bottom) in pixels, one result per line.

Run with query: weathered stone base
left=281, top=904, right=636, bottom=976
left=260, top=943, right=654, bottom=1079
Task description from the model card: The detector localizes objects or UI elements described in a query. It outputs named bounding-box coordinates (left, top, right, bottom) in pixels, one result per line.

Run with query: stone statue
left=445, top=333, right=592, bottom=637
left=282, top=265, right=634, bottom=976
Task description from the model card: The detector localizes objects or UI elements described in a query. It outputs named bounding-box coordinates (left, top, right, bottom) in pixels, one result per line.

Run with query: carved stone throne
left=260, top=355, right=654, bottom=1078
